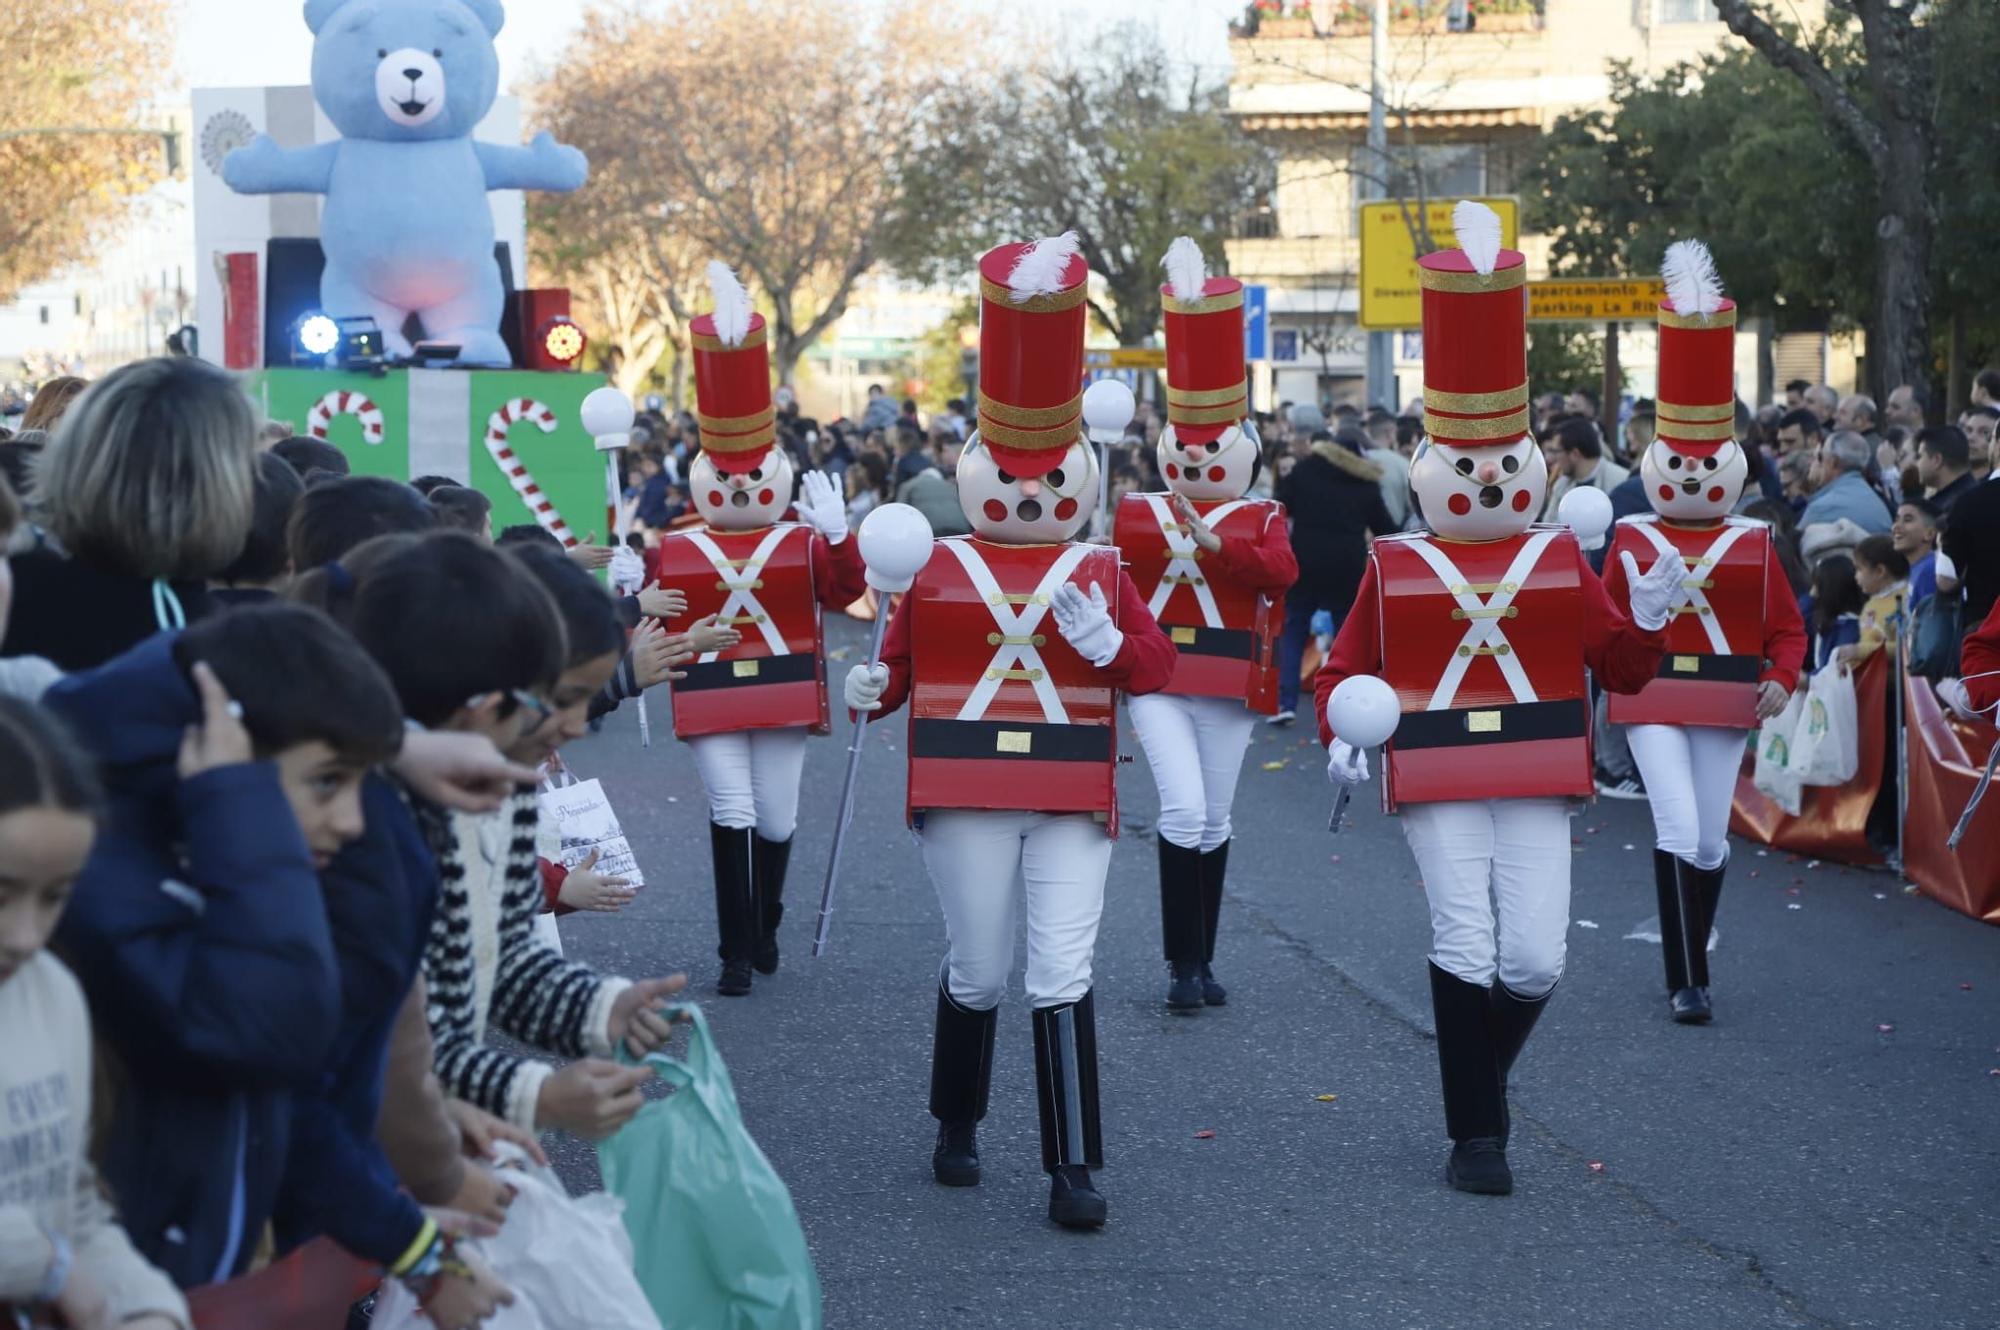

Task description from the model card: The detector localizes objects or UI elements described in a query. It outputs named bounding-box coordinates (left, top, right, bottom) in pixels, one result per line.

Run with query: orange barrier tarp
left=1901, top=670, right=2000, bottom=924
left=1729, top=652, right=1888, bottom=866
left=186, top=1239, right=379, bottom=1330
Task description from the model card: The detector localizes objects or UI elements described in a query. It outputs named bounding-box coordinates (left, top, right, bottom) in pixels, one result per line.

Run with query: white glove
left=608, top=544, right=645, bottom=595
left=844, top=663, right=889, bottom=712
left=1936, top=677, right=1979, bottom=723
left=1052, top=582, right=1123, bottom=667
left=1326, top=740, right=1369, bottom=786
left=1622, top=550, right=1685, bottom=632
left=797, top=470, right=848, bottom=544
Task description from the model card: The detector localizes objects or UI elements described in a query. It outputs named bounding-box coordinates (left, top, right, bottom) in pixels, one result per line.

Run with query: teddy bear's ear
left=302, top=0, right=353, bottom=34
left=462, top=0, right=506, bottom=36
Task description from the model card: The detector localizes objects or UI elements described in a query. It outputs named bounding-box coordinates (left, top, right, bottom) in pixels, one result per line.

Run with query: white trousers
left=919, top=810, right=1114, bottom=1009
left=686, top=727, right=810, bottom=840
left=1625, top=724, right=1746, bottom=871
left=1128, top=693, right=1257, bottom=851
left=1402, top=797, right=1572, bottom=995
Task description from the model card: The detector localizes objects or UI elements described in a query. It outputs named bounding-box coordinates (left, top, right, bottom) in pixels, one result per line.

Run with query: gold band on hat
left=1423, top=406, right=1531, bottom=441
left=977, top=415, right=1081, bottom=452
left=1657, top=418, right=1735, bottom=442
left=1423, top=382, right=1529, bottom=415
left=979, top=276, right=1088, bottom=314
left=1170, top=400, right=1249, bottom=426
left=693, top=325, right=769, bottom=353
left=1656, top=399, right=1734, bottom=423
left=696, top=404, right=776, bottom=435
left=1657, top=305, right=1739, bottom=330
left=1162, top=288, right=1245, bottom=316
left=1166, top=379, right=1249, bottom=408
left=701, top=422, right=778, bottom=453
left=1417, top=265, right=1526, bottom=294
left=978, top=391, right=1085, bottom=430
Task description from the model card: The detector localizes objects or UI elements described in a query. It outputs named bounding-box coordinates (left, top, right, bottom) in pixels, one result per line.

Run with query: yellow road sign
left=1084, top=347, right=1168, bottom=371
left=1529, top=278, right=1667, bottom=323
left=1359, top=197, right=1520, bottom=330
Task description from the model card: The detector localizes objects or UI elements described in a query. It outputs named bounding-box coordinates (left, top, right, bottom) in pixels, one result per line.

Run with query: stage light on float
left=294, top=313, right=340, bottom=360
left=540, top=316, right=587, bottom=368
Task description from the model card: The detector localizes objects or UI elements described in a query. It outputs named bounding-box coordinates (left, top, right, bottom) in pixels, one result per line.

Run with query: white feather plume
left=1163, top=236, right=1208, bottom=303
left=1661, top=238, right=1725, bottom=319
left=1451, top=200, right=1503, bottom=276
left=1007, top=231, right=1082, bottom=303
left=705, top=260, right=752, bottom=347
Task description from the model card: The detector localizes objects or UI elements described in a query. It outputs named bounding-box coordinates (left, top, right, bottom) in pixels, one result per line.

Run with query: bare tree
left=1712, top=0, right=1933, bottom=399
left=530, top=0, right=975, bottom=387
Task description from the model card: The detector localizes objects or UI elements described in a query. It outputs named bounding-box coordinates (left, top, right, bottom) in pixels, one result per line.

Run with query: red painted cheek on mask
left=1448, top=494, right=1472, bottom=516
left=706, top=491, right=722, bottom=507
left=1165, top=463, right=1179, bottom=480
left=1659, top=485, right=1675, bottom=502
left=1708, top=486, right=1726, bottom=503
left=757, top=488, right=774, bottom=505
left=1055, top=498, right=1078, bottom=521
left=984, top=499, right=1008, bottom=523
left=1512, top=489, right=1532, bottom=512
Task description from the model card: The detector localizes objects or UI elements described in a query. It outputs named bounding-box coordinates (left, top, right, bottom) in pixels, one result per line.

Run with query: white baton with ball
left=1326, top=674, right=1400, bottom=833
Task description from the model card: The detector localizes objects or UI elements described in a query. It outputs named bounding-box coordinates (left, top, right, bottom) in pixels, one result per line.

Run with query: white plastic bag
left=539, top=771, right=645, bottom=888
left=371, top=1150, right=660, bottom=1330
left=1752, top=688, right=1808, bottom=815
left=1790, top=661, right=1859, bottom=788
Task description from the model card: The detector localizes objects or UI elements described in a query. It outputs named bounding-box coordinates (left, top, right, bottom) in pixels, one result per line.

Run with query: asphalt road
left=545, top=613, right=2000, bottom=1329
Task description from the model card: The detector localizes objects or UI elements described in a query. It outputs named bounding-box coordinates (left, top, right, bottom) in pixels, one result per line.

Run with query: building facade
left=1224, top=0, right=1834, bottom=412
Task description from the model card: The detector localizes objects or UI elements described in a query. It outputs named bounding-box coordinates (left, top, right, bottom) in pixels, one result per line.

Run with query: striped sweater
left=420, top=788, right=629, bottom=1129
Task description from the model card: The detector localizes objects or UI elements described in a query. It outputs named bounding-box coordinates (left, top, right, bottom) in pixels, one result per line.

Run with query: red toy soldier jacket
left=1600, top=516, right=1806, bottom=728
left=870, top=538, right=1178, bottom=831
left=651, top=523, right=865, bottom=739
left=1113, top=493, right=1298, bottom=713
left=1314, top=527, right=1667, bottom=808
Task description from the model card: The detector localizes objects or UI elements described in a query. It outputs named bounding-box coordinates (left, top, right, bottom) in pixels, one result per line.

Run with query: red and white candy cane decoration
left=306, top=390, right=385, bottom=446
left=485, top=398, right=576, bottom=547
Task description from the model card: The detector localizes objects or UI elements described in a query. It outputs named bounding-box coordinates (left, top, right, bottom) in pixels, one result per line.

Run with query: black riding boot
left=1673, top=856, right=1727, bottom=1024
left=1487, top=980, right=1553, bottom=1145
left=1158, top=837, right=1206, bottom=1011
left=710, top=823, right=756, bottom=996
left=1198, top=840, right=1230, bottom=1005
left=1655, top=848, right=1711, bottom=1024
left=1033, top=991, right=1107, bottom=1229
left=1429, top=962, right=1511, bottom=1195
left=752, top=834, right=793, bottom=975
left=929, top=983, right=997, bottom=1187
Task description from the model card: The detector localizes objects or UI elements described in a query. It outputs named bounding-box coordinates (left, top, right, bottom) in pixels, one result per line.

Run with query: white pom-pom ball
left=581, top=387, right=636, bottom=451
left=1082, top=379, right=1137, bottom=443
left=1327, top=675, right=1401, bottom=749
left=858, top=503, right=936, bottom=594
left=1559, top=486, right=1614, bottom=551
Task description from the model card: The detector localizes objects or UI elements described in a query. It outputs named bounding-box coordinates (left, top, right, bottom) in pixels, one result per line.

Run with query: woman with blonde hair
left=2, top=358, right=256, bottom=670
left=20, top=375, right=88, bottom=434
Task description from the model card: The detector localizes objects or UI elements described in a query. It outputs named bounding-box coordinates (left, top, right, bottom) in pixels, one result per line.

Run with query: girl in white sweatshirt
left=0, top=694, right=187, bottom=1328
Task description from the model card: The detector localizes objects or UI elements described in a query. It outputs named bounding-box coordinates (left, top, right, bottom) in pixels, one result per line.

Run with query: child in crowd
left=1840, top=535, right=1911, bottom=666
left=0, top=477, right=60, bottom=701
left=44, top=603, right=406, bottom=1287
left=427, top=484, right=495, bottom=540
left=286, top=474, right=436, bottom=570
left=212, top=452, right=306, bottom=606
left=0, top=697, right=188, bottom=1329
left=1806, top=554, right=1864, bottom=671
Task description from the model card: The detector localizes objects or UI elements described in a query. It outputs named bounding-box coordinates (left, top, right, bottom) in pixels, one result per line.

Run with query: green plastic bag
left=597, top=1004, right=823, bottom=1330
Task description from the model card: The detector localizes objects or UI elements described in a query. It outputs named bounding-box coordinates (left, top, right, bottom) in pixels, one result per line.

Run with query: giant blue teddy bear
left=223, top=0, right=587, bottom=366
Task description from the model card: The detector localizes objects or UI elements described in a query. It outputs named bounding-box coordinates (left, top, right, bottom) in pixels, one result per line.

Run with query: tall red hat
left=1655, top=240, right=1738, bottom=458
left=1160, top=237, right=1247, bottom=445
left=692, top=262, right=776, bottom=475
left=1419, top=202, right=1528, bottom=448
left=976, top=234, right=1088, bottom=479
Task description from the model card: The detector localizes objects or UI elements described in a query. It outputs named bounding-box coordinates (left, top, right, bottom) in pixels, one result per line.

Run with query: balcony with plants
left=1230, top=0, right=1543, bottom=40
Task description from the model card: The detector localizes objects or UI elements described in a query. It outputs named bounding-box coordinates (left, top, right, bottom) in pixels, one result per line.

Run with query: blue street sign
left=1244, top=284, right=1269, bottom=362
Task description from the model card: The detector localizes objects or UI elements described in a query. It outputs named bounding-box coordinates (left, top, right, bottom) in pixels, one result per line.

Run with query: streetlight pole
left=1364, top=0, right=1394, bottom=412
